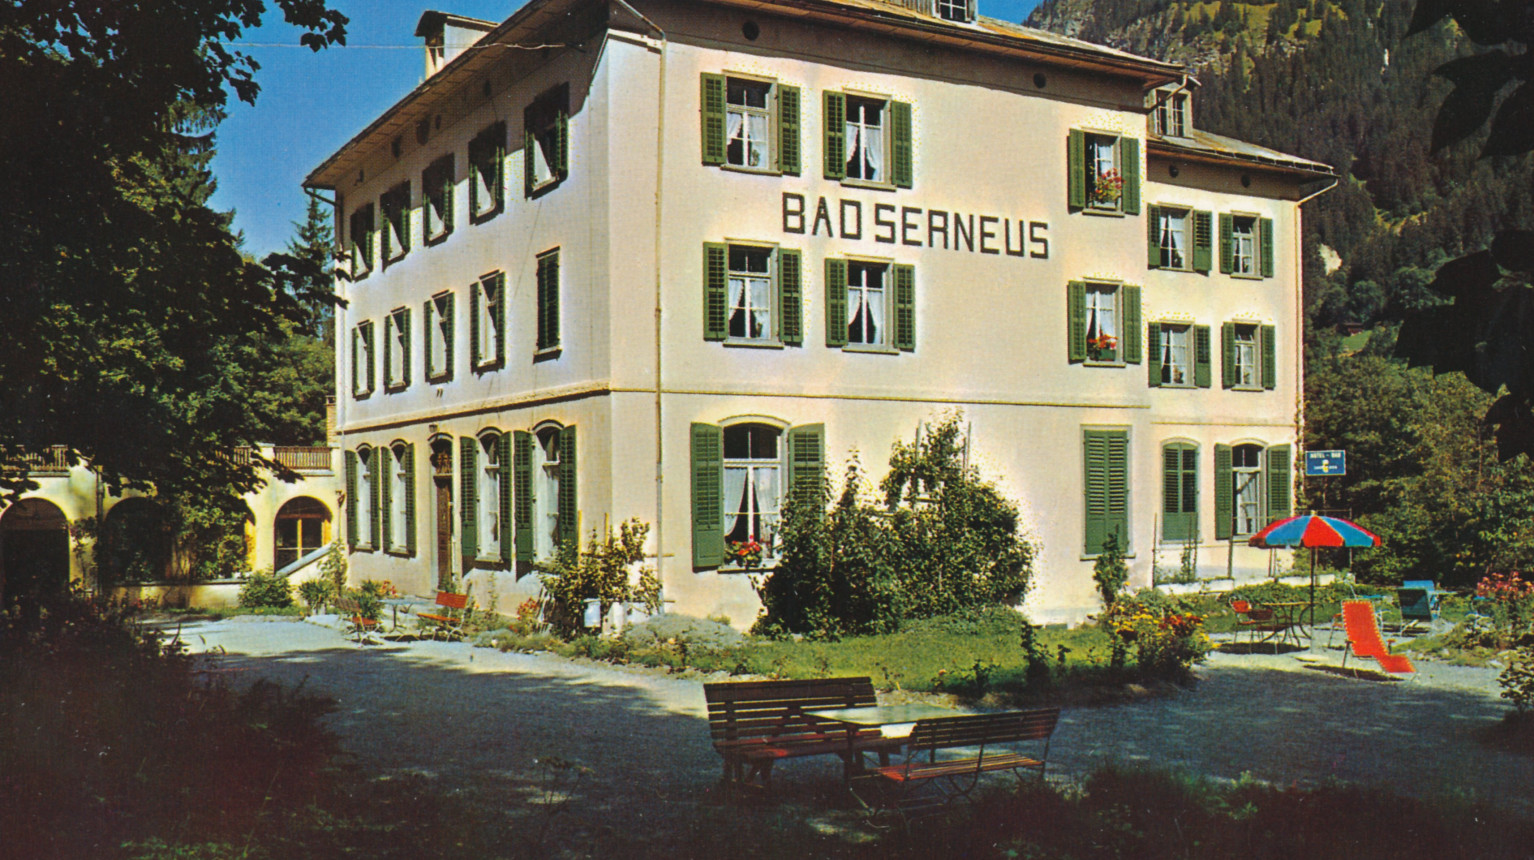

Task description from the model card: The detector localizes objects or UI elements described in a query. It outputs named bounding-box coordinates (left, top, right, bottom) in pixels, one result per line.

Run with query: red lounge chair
left=1340, top=600, right=1415, bottom=675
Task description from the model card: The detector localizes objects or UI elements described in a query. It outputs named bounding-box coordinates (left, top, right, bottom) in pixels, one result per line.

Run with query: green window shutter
left=823, top=91, right=846, bottom=180
left=558, top=426, right=578, bottom=548
left=1067, top=280, right=1087, bottom=363
left=379, top=449, right=393, bottom=552
left=891, top=100, right=913, bottom=189
left=1221, top=322, right=1236, bottom=389
left=514, top=431, right=534, bottom=562
left=1194, top=325, right=1212, bottom=388
left=700, top=74, right=726, bottom=165
left=1261, top=324, right=1277, bottom=390
left=1147, top=323, right=1162, bottom=387
left=1214, top=443, right=1233, bottom=541
left=703, top=243, right=728, bottom=341
left=370, top=451, right=382, bottom=548
left=1146, top=205, right=1161, bottom=268
left=778, top=85, right=801, bottom=175
left=1120, top=137, right=1140, bottom=215
left=524, top=126, right=536, bottom=197
left=469, top=282, right=481, bottom=367
left=1266, top=444, right=1292, bottom=522
left=1259, top=217, right=1275, bottom=278
left=459, top=436, right=478, bottom=563
left=351, top=328, right=361, bottom=395
left=786, top=423, right=825, bottom=508
left=778, top=248, right=802, bottom=346
left=1193, top=211, right=1213, bottom=273
left=401, top=311, right=412, bottom=386
left=365, top=324, right=375, bottom=390
left=1218, top=214, right=1234, bottom=274
left=443, top=159, right=455, bottom=235
left=345, top=450, right=359, bottom=549
left=894, top=264, right=916, bottom=352
left=690, top=423, right=724, bottom=568
left=491, top=127, right=506, bottom=204
left=443, top=293, right=455, bottom=380
left=825, top=258, right=848, bottom=348
left=1067, top=129, right=1085, bottom=210
left=404, top=443, right=417, bottom=557
left=537, top=251, right=560, bottom=351
left=490, top=274, right=506, bottom=361
left=1123, top=285, right=1142, bottom=364
left=555, top=104, right=569, bottom=180
left=1162, top=444, right=1197, bottom=542
left=1083, top=429, right=1128, bottom=555
left=498, top=433, right=513, bottom=565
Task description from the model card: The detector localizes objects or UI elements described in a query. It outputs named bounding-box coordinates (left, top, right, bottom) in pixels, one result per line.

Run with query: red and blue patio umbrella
left=1249, top=513, right=1381, bottom=634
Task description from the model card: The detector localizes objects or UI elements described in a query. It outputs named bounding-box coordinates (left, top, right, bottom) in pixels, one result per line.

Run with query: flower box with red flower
left=727, top=539, right=765, bottom=569
left=1087, top=333, right=1118, bottom=362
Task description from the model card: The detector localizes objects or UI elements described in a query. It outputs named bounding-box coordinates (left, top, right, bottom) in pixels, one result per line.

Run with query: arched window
left=478, top=432, right=502, bottom=559
left=355, top=446, right=375, bottom=549
left=387, top=442, right=412, bottom=553
left=1232, top=443, right=1263, bottom=537
left=534, top=425, right=563, bottom=559
left=1161, top=442, right=1198, bottom=542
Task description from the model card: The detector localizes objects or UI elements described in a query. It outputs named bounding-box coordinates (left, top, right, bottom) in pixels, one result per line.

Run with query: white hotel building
left=307, top=0, right=1333, bottom=626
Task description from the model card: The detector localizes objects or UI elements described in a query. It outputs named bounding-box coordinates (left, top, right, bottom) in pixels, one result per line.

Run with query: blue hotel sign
left=1305, top=450, right=1346, bottom=477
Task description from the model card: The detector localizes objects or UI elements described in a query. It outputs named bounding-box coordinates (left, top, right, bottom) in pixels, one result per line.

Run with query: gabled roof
left=305, top=0, right=1186, bottom=189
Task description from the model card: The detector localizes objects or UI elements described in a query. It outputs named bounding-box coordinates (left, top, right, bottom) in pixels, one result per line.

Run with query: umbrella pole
left=1309, top=546, right=1317, bottom=650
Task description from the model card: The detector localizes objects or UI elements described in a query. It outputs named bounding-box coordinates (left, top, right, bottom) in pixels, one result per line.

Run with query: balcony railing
left=229, top=446, right=333, bottom=473
left=19, top=446, right=72, bottom=475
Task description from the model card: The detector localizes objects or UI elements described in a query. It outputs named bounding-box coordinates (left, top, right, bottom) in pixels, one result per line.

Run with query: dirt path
left=172, top=616, right=1534, bottom=852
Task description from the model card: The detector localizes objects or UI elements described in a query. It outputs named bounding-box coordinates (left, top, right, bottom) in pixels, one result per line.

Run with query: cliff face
left=1021, top=0, right=1533, bottom=337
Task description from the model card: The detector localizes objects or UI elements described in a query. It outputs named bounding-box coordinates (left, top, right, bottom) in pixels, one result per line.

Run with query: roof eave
left=1147, top=138, right=1335, bottom=182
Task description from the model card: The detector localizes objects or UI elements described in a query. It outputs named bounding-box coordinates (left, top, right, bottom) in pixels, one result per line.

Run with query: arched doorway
left=274, top=497, right=331, bottom=571
left=100, top=498, right=173, bottom=585
left=1, top=499, right=70, bottom=603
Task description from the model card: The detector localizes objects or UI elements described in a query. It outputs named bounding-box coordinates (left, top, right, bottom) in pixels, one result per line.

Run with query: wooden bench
left=335, top=596, right=380, bottom=644
left=855, top=708, right=1061, bottom=818
left=416, top=591, right=469, bottom=640
left=703, top=677, right=904, bottom=793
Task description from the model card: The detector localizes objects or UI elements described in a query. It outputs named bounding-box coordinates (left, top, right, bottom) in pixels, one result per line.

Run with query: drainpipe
left=1291, top=176, right=1337, bottom=508
left=611, top=0, right=669, bottom=607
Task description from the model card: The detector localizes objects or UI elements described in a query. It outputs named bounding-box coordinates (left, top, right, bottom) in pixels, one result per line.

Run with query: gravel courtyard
left=170, top=616, right=1533, bottom=853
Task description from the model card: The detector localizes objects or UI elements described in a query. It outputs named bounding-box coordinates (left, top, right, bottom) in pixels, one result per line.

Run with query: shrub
left=295, top=578, right=334, bottom=614
left=238, top=570, right=293, bottom=609
left=344, top=586, right=382, bottom=622
left=1477, top=570, right=1534, bottom=649
left=622, top=614, right=744, bottom=652
left=1499, top=643, right=1534, bottom=713
left=1101, top=597, right=1211, bottom=681
left=537, top=519, right=660, bottom=636
left=1093, top=532, right=1128, bottom=609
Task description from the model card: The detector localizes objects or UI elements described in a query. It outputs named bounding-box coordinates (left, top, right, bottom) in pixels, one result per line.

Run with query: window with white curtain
left=1084, top=283, right=1120, bottom=361
left=1232, top=216, right=1257, bottom=275
left=1233, top=444, right=1263, bottom=536
left=1234, top=324, right=1258, bottom=387
left=1160, top=324, right=1191, bottom=386
left=844, top=97, right=887, bottom=183
left=478, top=433, right=501, bottom=560
left=1157, top=207, right=1190, bottom=270
left=846, top=261, right=887, bottom=346
left=534, top=426, right=562, bottom=559
left=722, top=423, right=782, bottom=562
left=726, top=78, right=772, bottom=170
left=727, top=245, right=773, bottom=341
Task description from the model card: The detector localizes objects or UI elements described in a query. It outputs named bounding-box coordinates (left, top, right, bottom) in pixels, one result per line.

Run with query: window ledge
left=473, top=556, right=509, bottom=568
left=384, top=382, right=409, bottom=394
left=1085, top=360, right=1125, bottom=368
left=534, top=346, right=563, bottom=363
left=354, top=544, right=375, bottom=553
left=426, top=371, right=452, bottom=385
left=1082, top=206, right=1126, bottom=218
left=1081, top=552, right=1137, bottom=561
left=724, top=339, right=785, bottom=350
left=1230, top=272, right=1263, bottom=280
left=472, top=358, right=505, bottom=374
left=722, top=562, right=778, bottom=573
left=1231, top=384, right=1265, bottom=392
left=425, top=230, right=452, bottom=247
left=386, top=548, right=412, bottom=558
left=383, top=252, right=408, bottom=268
left=841, top=177, right=895, bottom=192
left=353, top=389, right=374, bottom=401
left=527, top=177, right=563, bottom=199
left=843, top=344, right=900, bottom=355
left=720, top=164, right=783, bottom=177
left=470, top=205, right=503, bottom=226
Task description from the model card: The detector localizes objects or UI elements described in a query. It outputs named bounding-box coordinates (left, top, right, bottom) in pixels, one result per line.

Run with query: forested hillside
left=1028, top=0, right=1533, bottom=332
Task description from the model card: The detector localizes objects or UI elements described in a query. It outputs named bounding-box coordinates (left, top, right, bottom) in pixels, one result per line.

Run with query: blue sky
left=211, top=0, right=1044, bottom=257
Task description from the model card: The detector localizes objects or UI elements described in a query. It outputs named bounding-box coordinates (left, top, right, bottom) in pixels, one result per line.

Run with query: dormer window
left=933, top=0, right=976, bottom=23
left=1151, top=87, right=1190, bottom=138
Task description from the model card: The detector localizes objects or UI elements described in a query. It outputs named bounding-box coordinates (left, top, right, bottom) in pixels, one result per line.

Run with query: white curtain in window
left=723, top=466, right=749, bottom=538
left=845, top=122, right=860, bottom=168
left=867, top=286, right=885, bottom=339
left=1167, top=218, right=1184, bottom=258
left=1086, top=290, right=1116, bottom=339
left=861, top=123, right=883, bottom=179
left=746, top=114, right=767, bottom=167
left=727, top=111, right=743, bottom=148
left=756, top=466, right=780, bottom=546
left=748, top=276, right=769, bottom=337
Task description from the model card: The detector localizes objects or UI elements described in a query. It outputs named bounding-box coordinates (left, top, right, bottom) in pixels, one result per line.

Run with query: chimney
left=416, top=11, right=499, bottom=79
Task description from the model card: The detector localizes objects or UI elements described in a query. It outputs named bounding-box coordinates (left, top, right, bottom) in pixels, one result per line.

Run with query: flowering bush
left=1475, top=570, right=1534, bottom=649
left=728, top=538, right=765, bottom=568
left=1100, top=598, right=1211, bottom=680
left=1091, top=168, right=1124, bottom=207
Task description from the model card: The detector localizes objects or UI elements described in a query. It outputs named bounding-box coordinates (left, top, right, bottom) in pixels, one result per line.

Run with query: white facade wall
left=322, top=0, right=1322, bottom=626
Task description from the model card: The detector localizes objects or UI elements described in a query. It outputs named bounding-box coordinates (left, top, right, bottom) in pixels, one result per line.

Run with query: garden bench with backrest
left=703, top=677, right=903, bottom=793
left=416, top=591, right=469, bottom=640
left=852, top=708, right=1061, bottom=823
left=335, top=596, right=380, bottom=645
